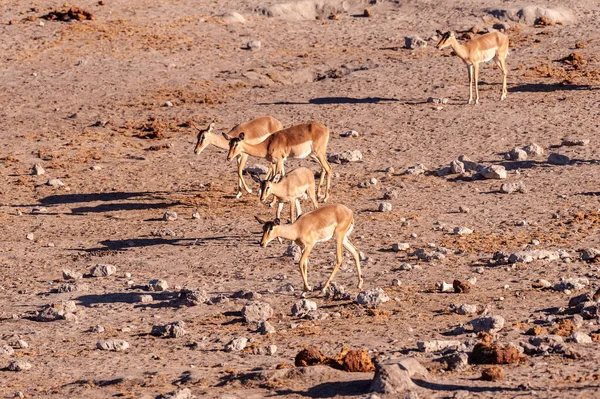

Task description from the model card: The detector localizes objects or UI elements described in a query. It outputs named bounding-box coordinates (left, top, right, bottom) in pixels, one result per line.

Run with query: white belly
left=481, top=48, right=497, bottom=63
left=297, top=149, right=311, bottom=159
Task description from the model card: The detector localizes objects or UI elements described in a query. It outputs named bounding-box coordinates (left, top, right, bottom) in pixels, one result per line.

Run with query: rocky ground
left=1, top=0, right=600, bottom=398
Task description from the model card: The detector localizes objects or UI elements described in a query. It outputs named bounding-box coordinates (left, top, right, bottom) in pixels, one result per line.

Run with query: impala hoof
left=357, top=279, right=364, bottom=289
left=235, top=192, right=242, bottom=199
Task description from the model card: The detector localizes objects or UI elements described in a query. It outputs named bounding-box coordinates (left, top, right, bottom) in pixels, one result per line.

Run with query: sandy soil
left=1, top=0, right=600, bottom=398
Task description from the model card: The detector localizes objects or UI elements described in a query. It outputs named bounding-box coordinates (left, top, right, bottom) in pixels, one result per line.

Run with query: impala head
left=193, top=122, right=216, bottom=155
left=226, top=132, right=245, bottom=161
left=436, top=30, right=454, bottom=49
left=256, top=173, right=281, bottom=203
left=255, top=216, right=280, bottom=247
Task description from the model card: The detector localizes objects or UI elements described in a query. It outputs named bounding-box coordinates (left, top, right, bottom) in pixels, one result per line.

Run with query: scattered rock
left=453, top=227, right=473, bottom=235
left=554, top=277, right=589, bottom=292
left=327, top=150, right=362, bottom=164
left=507, top=148, right=528, bottom=161
left=242, top=301, right=274, bottom=323
left=323, top=282, right=352, bottom=300
left=581, top=248, right=600, bottom=261
left=378, top=202, right=392, bottom=212
left=96, top=339, right=130, bottom=352
left=47, top=178, right=64, bottom=187
left=151, top=321, right=187, bottom=338
left=35, top=301, right=77, bottom=322
left=26, top=233, right=34, bottom=241
left=157, top=387, right=193, bottom=399
left=41, top=7, right=95, bottom=21
left=176, top=288, right=208, bottom=306
left=218, top=11, right=246, bottom=24
left=532, top=279, right=552, bottom=289
left=417, top=340, right=463, bottom=353
left=246, top=40, right=261, bottom=50
left=147, top=279, right=169, bottom=292
left=370, top=358, right=425, bottom=395
left=450, top=160, right=465, bottom=174
left=445, top=352, right=469, bottom=371
left=481, top=365, right=504, bottom=382
left=404, top=164, right=426, bottom=176
left=341, top=130, right=359, bottom=138
left=392, top=243, right=410, bottom=252
left=259, top=321, right=276, bottom=335
left=489, top=6, right=575, bottom=26
left=453, top=280, right=472, bottom=294
left=469, top=316, right=505, bottom=334
left=0, top=345, right=15, bottom=356
left=562, top=138, right=590, bottom=147
left=136, top=294, right=153, bottom=303
left=163, top=211, right=178, bottom=221
left=90, top=263, right=117, bottom=277
left=295, top=346, right=325, bottom=367
left=7, top=360, right=32, bottom=372
left=500, top=181, right=527, bottom=194
left=62, top=269, right=82, bottom=280
left=438, top=281, right=454, bottom=293
left=454, top=304, right=478, bottom=315
left=508, top=250, right=560, bottom=264
left=292, top=299, right=318, bottom=318
left=32, top=163, right=45, bottom=175
left=548, top=153, right=570, bottom=165
left=480, top=165, right=507, bottom=180
left=357, top=288, right=390, bottom=306
left=245, top=164, right=270, bottom=175
left=405, top=36, right=427, bottom=49
left=225, top=337, right=248, bottom=352
left=571, top=332, right=592, bottom=344
left=522, top=143, right=545, bottom=157
left=192, top=211, right=200, bottom=219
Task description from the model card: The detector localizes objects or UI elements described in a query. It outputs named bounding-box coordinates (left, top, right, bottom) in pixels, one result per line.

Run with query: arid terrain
left=1, top=0, right=600, bottom=398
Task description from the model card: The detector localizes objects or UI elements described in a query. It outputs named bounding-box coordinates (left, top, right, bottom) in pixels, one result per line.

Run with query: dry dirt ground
left=1, top=0, right=600, bottom=398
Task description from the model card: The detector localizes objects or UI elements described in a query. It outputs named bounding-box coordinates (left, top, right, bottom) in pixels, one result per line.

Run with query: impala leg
left=234, top=156, right=244, bottom=199
left=294, top=198, right=302, bottom=222
left=276, top=201, right=284, bottom=220
left=289, top=200, right=296, bottom=223
left=322, top=236, right=345, bottom=293
left=467, top=65, right=474, bottom=105
left=238, top=153, right=253, bottom=195
left=500, top=58, right=508, bottom=101
left=299, top=244, right=314, bottom=293
left=313, top=154, right=332, bottom=203
left=343, top=239, right=363, bottom=289
left=473, top=63, right=480, bottom=105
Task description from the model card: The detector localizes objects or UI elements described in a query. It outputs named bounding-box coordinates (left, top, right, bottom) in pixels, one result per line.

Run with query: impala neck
left=448, top=37, right=471, bottom=63
left=269, top=182, right=286, bottom=199
left=241, top=138, right=270, bottom=158
left=209, top=133, right=230, bottom=150
left=273, top=224, right=299, bottom=242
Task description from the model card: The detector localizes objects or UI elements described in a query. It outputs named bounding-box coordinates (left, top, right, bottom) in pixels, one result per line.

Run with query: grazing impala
left=255, top=204, right=363, bottom=294
left=252, top=167, right=319, bottom=223
left=193, top=116, right=283, bottom=198
left=226, top=122, right=333, bottom=202
left=436, top=30, right=509, bottom=104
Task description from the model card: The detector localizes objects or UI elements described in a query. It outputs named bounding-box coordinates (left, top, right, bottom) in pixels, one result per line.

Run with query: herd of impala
left=192, top=29, right=510, bottom=295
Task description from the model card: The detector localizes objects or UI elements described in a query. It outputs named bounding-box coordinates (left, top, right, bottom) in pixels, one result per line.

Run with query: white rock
left=7, top=360, right=32, bottom=372
left=571, top=332, right=592, bottom=344
left=480, top=165, right=507, bottom=180
left=32, top=163, right=45, bottom=175
left=453, top=227, right=473, bottom=235
left=417, top=340, right=463, bottom=353
left=224, top=337, right=248, bottom=352
left=242, top=301, right=274, bottom=323
left=219, top=11, right=246, bottom=24
left=147, top=279, right=169, bottom=291
left=392, top=243, right=410, bottom=252
left=291, top=299, right=317, bottom=318
left=90, top=264, right=117, bottom=277
left=246, top=40, right=262, bottom=50
left=47, top=178, right=64, bottom=187
left=163, top=211, right=178, bottom=221
left=469, top=315, right=505, bottom=333
left=357, top=288, right=390, bottom=306
left=405, top=36, right=427, bottom=49
left=378, top=202, right=392, bottom=212
left=96, top=339, right=130, bottom=352
left=500, top=181, right=527, bottom=194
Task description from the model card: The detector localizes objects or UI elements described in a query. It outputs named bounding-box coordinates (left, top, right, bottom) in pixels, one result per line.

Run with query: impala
left=255, top=204, right=363, bottom=294
left=193, top=116, right=283, bottom=198
left=226, top=122, right=333, bottom=202
left=436, top=30, right=509, bottom=104
left=252, top=167, right=319, bottom=223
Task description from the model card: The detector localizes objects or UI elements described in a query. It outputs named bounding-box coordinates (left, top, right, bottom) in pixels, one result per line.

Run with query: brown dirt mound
left=551, top=319, right=577, bottom=337
left=481, top=365, right=505, bottom=382
left=470, top=343, right=520, bottom=365
left=42, top=7, right=95, bottom=22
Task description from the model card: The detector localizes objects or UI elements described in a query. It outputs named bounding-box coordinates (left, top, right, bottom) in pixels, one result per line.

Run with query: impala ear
left=255, top=216, right=268, bottom=225
left=274, top=218, right=281, bottom=226
left=273, top=173, right=282, bottom=183
left=222, top=132, right=231, bottom=141
left=238, top=132, right=245, bottom=140
left=208, top=122, right=215, bottom=132
left=436, top=29, right=443, bottom=36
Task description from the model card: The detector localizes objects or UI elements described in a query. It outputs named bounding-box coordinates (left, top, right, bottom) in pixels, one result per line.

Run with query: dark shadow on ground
left=259, top=96, right=401, bottom=106
left=413, top=379, right=522, bottom=393
left=71, top=202, right=177, bottom=214
left=39, top=192, right=155, bottom=205
left=509, top=83, right=597, bottom=93
left=76, top=291, right=176, bottom=307
left=275, top=379, right=372, bottom=398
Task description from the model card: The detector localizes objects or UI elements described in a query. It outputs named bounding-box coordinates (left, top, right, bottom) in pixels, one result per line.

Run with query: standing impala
left=252, top=167, right=319, bottom=223
left=255, top=204, right=363, bottom=294
left=193, top=116, right=283, bottom=198
left=436, top=30, right=509, bottom=104
left=226, top=122, right=333, bottom=202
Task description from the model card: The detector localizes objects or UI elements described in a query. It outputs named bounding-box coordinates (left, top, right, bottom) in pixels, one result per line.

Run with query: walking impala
left=226, top=122, right=333, bottom=202
left=252, top=167, right=319, bottom=223
left=436, top=30, right=509, bottom=104
left=193, top=116, right=283, bottom=198
left=255, top=204, right=363, bottom=294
